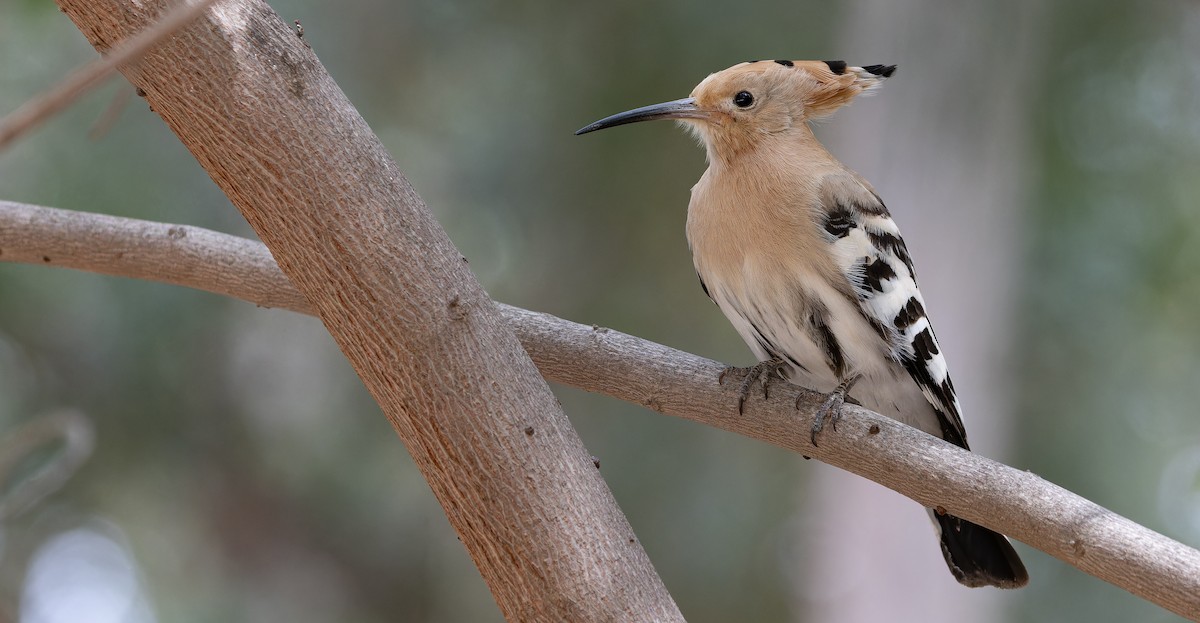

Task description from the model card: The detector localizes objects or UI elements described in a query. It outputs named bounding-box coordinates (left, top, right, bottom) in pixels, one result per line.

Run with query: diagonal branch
left=46, top=1, right=682, bottom=621
left=2, top=199, right=1199, bottom=619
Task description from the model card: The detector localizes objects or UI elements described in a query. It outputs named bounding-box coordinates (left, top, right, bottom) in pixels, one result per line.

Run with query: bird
left=575, top=59, right=1028, bottom=589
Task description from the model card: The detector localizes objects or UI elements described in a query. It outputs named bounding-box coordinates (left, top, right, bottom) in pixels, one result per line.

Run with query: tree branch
left=44, top=1, right=683, bottom=621
left=2, top=200, right=1199, bottom=619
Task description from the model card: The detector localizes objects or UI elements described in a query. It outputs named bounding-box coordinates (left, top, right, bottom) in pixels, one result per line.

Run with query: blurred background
left=2, top=0, right=1199, bottom=621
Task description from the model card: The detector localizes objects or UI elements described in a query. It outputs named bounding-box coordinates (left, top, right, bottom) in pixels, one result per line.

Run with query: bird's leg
left=719, top=357, right=787, bottom=414
left=808, top=375, right=861, bottom=447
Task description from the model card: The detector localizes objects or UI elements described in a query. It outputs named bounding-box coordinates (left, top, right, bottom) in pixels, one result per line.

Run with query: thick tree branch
left=44, top=1, right=682, bottom=621
left=2, top=201, right=1199, bottom=619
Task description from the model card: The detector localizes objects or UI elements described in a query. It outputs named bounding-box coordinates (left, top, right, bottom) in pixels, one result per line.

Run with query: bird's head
left=576, top=60, right=894, bottom=157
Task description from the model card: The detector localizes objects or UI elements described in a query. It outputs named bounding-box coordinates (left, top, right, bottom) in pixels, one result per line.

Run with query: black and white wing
left=818, top=174, right=969, bottom=448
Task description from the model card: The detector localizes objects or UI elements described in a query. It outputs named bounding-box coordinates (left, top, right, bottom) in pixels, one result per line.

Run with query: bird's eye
left=733, top=91, right=754, bottom=108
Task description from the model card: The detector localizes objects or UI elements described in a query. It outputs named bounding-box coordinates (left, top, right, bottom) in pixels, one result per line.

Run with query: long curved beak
left=575, top=97, right=704, bottom=135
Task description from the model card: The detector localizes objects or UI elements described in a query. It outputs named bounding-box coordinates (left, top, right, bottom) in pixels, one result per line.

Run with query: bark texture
left=3, top=201, right=1200, bottom=621
left=47, top=2, right=682, bottom=621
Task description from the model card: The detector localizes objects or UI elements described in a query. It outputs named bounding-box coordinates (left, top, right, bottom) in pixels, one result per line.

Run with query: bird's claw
left=720, top=357, right=786, bottom=414
left=809, top=376, right=859, bottom=447
left=809, top=391, right=845, bottom=447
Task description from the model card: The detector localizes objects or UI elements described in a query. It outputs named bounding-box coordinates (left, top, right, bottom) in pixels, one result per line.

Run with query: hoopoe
left=576, top=60, right=1028, bottom=588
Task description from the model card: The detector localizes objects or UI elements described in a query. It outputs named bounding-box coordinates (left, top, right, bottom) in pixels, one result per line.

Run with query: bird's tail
left=932, top=511, right=1029, bottom=588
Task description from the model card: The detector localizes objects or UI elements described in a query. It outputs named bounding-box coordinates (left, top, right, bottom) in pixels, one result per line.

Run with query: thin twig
left=1, top=200, right=1198, bottom=619
left=88, top=86, right=134, bottom=141
left=0, top=410, right=95, bottom=521
left=0, top=0, right=222, bottom=151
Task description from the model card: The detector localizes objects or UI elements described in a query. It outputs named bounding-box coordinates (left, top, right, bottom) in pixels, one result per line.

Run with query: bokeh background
left=2, top=0, right=1199, bottom=621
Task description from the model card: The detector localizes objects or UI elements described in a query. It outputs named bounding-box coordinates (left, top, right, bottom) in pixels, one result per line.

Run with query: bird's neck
left=704, top=122, right=837, bottom=175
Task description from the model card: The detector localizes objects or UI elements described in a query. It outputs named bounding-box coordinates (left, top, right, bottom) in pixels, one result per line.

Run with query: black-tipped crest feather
left=823, top=60, right=848, bottom=75
left=862, top=64, right=897, bottom=77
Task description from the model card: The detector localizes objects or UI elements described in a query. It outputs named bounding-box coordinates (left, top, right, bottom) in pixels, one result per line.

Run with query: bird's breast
left=684, top=166, right=900, bottom=393
left=686, top=167, right=834, bottom=288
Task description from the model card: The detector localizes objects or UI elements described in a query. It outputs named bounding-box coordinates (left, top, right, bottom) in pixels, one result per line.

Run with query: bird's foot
left=719, top=357, right=787, bottom=414
left=808, top=376, right=860, bottom=447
